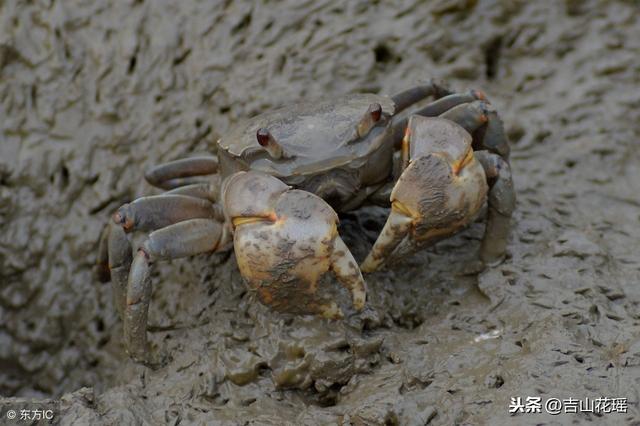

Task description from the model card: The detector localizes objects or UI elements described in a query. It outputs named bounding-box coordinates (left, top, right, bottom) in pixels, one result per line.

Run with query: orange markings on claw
left=402, top=127, right=411, bottom=150
left=452, top=148, right=475, bottom=175
left=232, top=212, right=278, bottom=228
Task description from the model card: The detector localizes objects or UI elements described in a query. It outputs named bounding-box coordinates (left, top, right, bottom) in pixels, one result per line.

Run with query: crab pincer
left=361, top=116, right=514, bottom=272
left=223, top=171, right=366, bottom=319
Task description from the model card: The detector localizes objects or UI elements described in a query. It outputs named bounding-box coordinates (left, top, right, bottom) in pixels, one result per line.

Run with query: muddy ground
left=1, top=0, right=639, bottom=425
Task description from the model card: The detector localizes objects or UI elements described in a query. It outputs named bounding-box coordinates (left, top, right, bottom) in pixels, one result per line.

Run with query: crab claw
left=222, top=171, right=366, bottom=318
left=361, top=116, right=489, bottom=272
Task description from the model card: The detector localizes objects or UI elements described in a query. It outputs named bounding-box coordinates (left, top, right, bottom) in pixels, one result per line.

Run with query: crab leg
left=107, top=223, right=133, bottom=319
left=391, top=91, right=485, bottom=149
left=439, top=101, right=489, bottom=134
left=125, top=218, right=227, bottom=362
left=96, top=224, right=133, bottom=319
left=391, top=79, right=452, bottom=112
left=113, top=194, right=222, bottom=233
left=413, top=91, right=485, bottom=118
left=474, top=151, right=516, bottom=264
left=106, top=192, right=222, bottom=322
left=433, top=100, right=510, bottom=161
left=95, top=225, right=112, bottom=283
left=157, top=177, right=214, bottom=190
left=144, top=156, right=218, bottom=190
left=165, top=181, right=220, bottom=202
left=472, top=103, right=510, bottom=159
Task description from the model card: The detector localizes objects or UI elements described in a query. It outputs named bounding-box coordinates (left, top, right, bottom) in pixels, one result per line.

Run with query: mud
left=1, top=0, right=639, bottom=425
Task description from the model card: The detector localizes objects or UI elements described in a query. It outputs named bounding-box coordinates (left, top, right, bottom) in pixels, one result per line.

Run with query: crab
left=96, top=80, right=515, bottom=363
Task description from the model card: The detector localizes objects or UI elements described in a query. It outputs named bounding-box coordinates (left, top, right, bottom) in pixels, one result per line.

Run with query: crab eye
left=356, top=103, right=384, bottom=138
left=369, top=103, right=382, bottom=122
left=256, top=128, right=271, bottom=146
left=255, top=128, right=291, bottom=160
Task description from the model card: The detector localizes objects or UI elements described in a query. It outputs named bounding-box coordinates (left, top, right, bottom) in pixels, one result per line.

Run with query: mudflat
left=1, top=1, right=639, bottom=424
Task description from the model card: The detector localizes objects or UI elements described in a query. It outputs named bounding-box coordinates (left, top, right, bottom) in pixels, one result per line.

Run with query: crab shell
left=216, top=94, right=397, bottom=211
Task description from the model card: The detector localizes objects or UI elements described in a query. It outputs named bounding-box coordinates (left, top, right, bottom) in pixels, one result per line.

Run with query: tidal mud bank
left=1, top=1, right=639, bottom=424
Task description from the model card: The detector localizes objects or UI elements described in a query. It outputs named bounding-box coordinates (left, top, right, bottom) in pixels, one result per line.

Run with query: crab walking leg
left=95, top=225, right=112, bottom=283
left=439, top=101, right=490, bottom=135
left=107, top=222, right=133, bottom=319
left=391, top=91, right=485, bottom=149
left=413, top=91, right=485, bottom=118
left=472, top=103, right=511, bottom=159
left=113, top=194, right=222, bottom=233
left=391, top=79, right=452, bottom=112
left=125, top=251, right=152, bottom=362
left=144, top=156, right=218, bottom=190
left=125, top=218, right=227, bottom=362
left=154, top=177, right=212, bottom=190
left=438, top=100, right=510, bottom=160
left=165, top=181, right=220, bottom=203
left=474, top=151, right=516, bottom=264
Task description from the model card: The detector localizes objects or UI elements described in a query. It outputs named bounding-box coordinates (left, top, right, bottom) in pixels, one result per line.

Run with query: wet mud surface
left=1, top=0, right=640, bottom=424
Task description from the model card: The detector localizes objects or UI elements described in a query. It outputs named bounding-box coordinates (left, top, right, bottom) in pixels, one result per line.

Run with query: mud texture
left=1, top=0, right=640, bottom=425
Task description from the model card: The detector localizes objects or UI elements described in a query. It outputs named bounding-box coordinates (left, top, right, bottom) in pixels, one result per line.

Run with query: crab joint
left=401, top=126, right=411, bottom=171
left=471, top=89, right=487, bottom=101
left=451, top=148, right=475, bottom=175
left=391, top=200, right=414, bottom=218
left=231, top=213, right=277, bottom=229
left=356, top=103, right=383, bottom=138
left=256, top=128, right=289, bottom=159
left=112, top=205, right=135, bottom=233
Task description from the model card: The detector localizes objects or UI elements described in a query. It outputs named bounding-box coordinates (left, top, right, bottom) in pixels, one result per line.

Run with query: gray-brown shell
left=217, top=94, right=396, bottom=176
